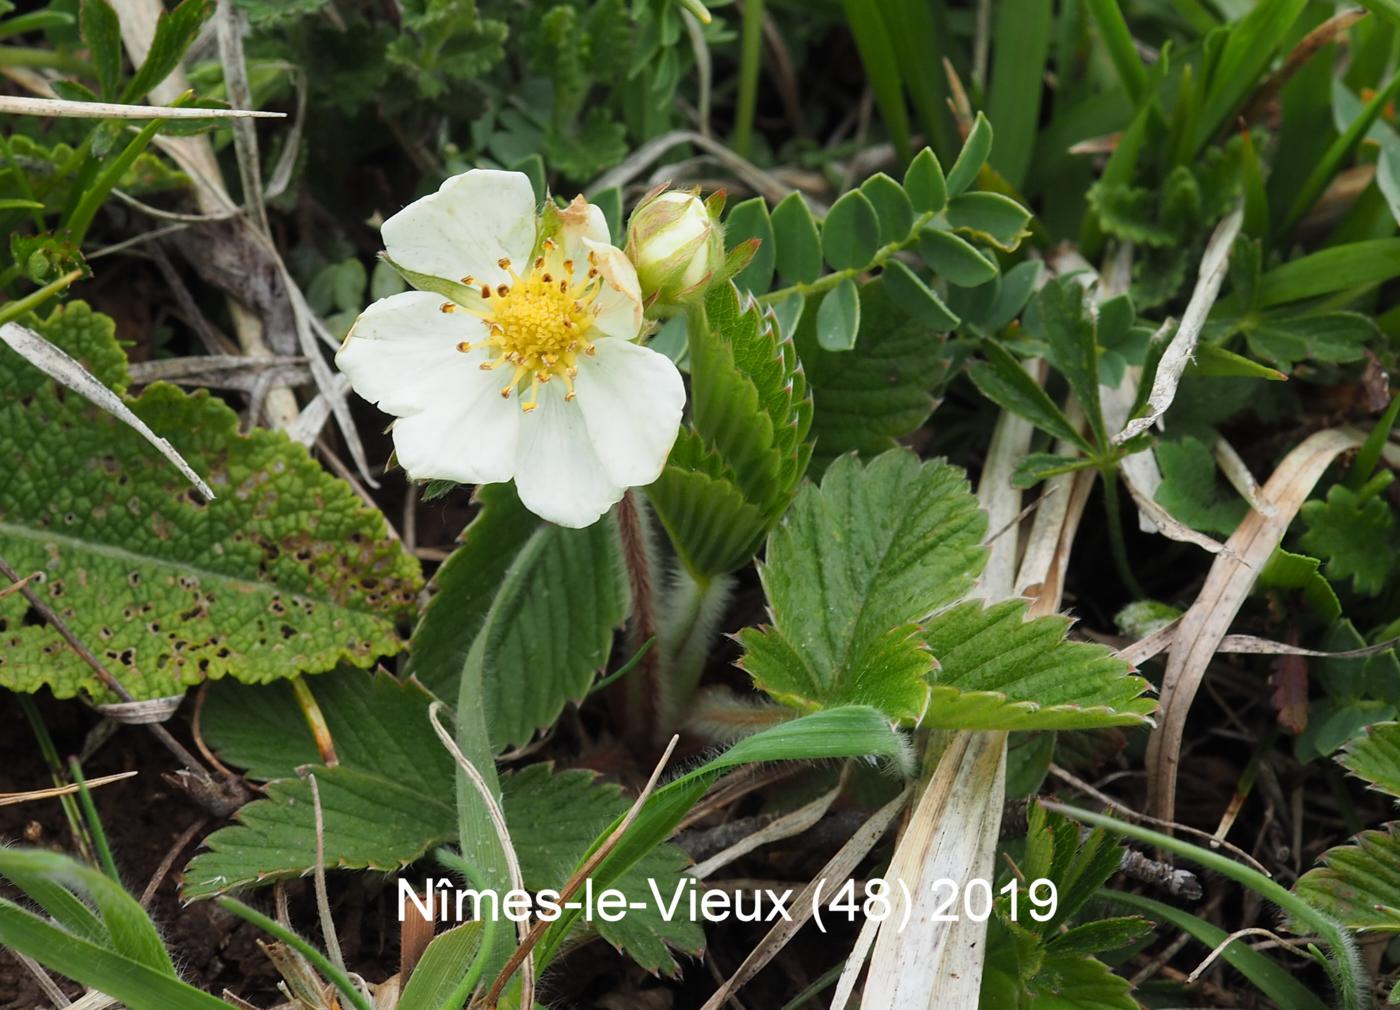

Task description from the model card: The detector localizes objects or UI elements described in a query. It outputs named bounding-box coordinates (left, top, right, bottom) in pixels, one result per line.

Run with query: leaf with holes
left=0, top=303, right=420, bottom=701
left=410, top=483, right=629, bottom=748
left=738, top=450, right=987, bottom=721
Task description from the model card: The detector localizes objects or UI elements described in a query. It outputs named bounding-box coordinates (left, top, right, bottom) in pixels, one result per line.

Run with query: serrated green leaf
left=738, top=451, right=988, bottom=721
left=946, top=112, right=993, bottom=196
left=1343, top=722, right=1400, bottom=799
left=726, top=196, right=776, bottom=293
left=881, top=258, right=960, bottom=329
left=1301, top=483, right=1398, bottom=596
left=647, top=431, right=769, bottom=576
left=1154, top=436, right=1248, bottom=537
left=904, top=146, right=948, bottom=214
left=861, top=172, right=916, bottom=244
left=947, top=191, right=1032, bottom=251
left=1296, top=822, right=1400, bottom=931
left=771, top=192, right=823, bottom=284
left=0, top=303, right=420, bottom=701
left=795, top=278, right=952, bottom=472
left=187, top=670, right=700, bottom=971
left=923, top=600, right=1155, bottom=730
left=918, top=227, right=999, bottom=287
left=822, top=190, right=882, bottom=271
left=1024, top=951, right=1139, bottom=1010
left=505, top=764, right=704, bottom=972
left=815, top=277, right=861, bottom=351
left=1258, top=548, right=1342, bottom=621
left=410, top=483, right=629, bottom=747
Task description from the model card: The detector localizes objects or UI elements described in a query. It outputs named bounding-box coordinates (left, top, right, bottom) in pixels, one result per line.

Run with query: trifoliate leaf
left=796, top=278, right=954, bottom=473
left=0, top=303, right=420, bottom=701
left=410, top=483, right=629, bottom=748
left=1300, top=483, right=1398, bottom=595
left=1153, top=436, right=1248, bottom=536
left=187, top=671, right=701, bottom=971
left=923, top=600, right=1156, bottom=730
left=737, top=451, right=987, bottom=721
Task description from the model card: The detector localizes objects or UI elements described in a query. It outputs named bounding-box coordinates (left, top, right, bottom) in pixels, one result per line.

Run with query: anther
left=498, top=257, right=511, bottom=269
left=543, top=238, right=557, bottom=250
left=542, top=273, right=553, bottom=283
left=496, top=284, right=509, bottom=297
left=456, top=341, right=473, bottom=352
left=563, top=259, right=574, bottom=273
left=481, top=285, right=492, bottom=299
left=534, top=256, right=545, bottom=270
left=440, top=302, right=456, bottom=313
left=461, top=275, right=475, bottom=285
left=559, top=280, right=568, bottom=292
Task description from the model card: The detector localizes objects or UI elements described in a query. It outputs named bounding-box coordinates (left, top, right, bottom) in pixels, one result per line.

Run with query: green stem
left=0, top=132, right=45, bottom=231
left=1045, top=801, right=1371, bottom=1010
left=0, top=47, right=90, bottom=76
left=17, top=695, right=93, bottom=865
left=730, top=0, right=764, bottom=158
left=759, top=208, right=937, bottom=304
left=68, top=759, right=119, bottom=883
left=64, top=116, right=168, bottom=245
left=1100, top=468, right=1146, bottom=599
left=216, top=898, right=375, bottom=1010
left=0, top=269, right=83, bottom=328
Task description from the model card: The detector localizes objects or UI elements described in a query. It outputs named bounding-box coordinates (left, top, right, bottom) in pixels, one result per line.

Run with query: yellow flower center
left=448, top=239, right=603, bottom=412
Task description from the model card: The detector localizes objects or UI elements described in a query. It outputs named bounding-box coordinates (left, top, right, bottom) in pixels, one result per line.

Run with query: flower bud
left=626, top=189, right=724, bottom=306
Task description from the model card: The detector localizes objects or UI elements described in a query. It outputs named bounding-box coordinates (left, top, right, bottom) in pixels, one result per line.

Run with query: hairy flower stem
left=658, top=567, right=735, bottom=734
left=616, top=491, right=664, bottom=741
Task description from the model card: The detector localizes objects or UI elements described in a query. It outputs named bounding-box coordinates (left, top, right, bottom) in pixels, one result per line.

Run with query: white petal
left=573, top=338, right=685, bottom=487
left=382, top=169, right=537, bottom=287
left=391, top=372, right=521, bottom=485
left=556, top=195, right=611, bottom=267
left=513, top=390, right=625, bottom=528
left=336, top=291, right=489, bottom=416
left=582, top=239, right=644, bottom=340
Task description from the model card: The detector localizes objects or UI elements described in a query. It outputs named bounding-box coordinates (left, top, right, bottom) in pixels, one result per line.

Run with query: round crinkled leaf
left=0, top=302, right=421, bottom=701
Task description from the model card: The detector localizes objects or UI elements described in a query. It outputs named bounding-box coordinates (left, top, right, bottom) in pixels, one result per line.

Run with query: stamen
left=534, top=256, right=545, bottom=270
left=481, top=285, right=492, bottom=299
left=461, top=275, right=475, bottom=285
left=563, top=259, right=574, bottom=273
left=457, top=341, right=473, bottom=352
left=440, top=302, right=456, bottom=314
left=498, top=257, right=511, bottom=269
left=496, top=284, right=510, bottom=297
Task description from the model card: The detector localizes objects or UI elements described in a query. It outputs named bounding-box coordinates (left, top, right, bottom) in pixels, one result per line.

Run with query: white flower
left=336, top=169, right=686, bottom=528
